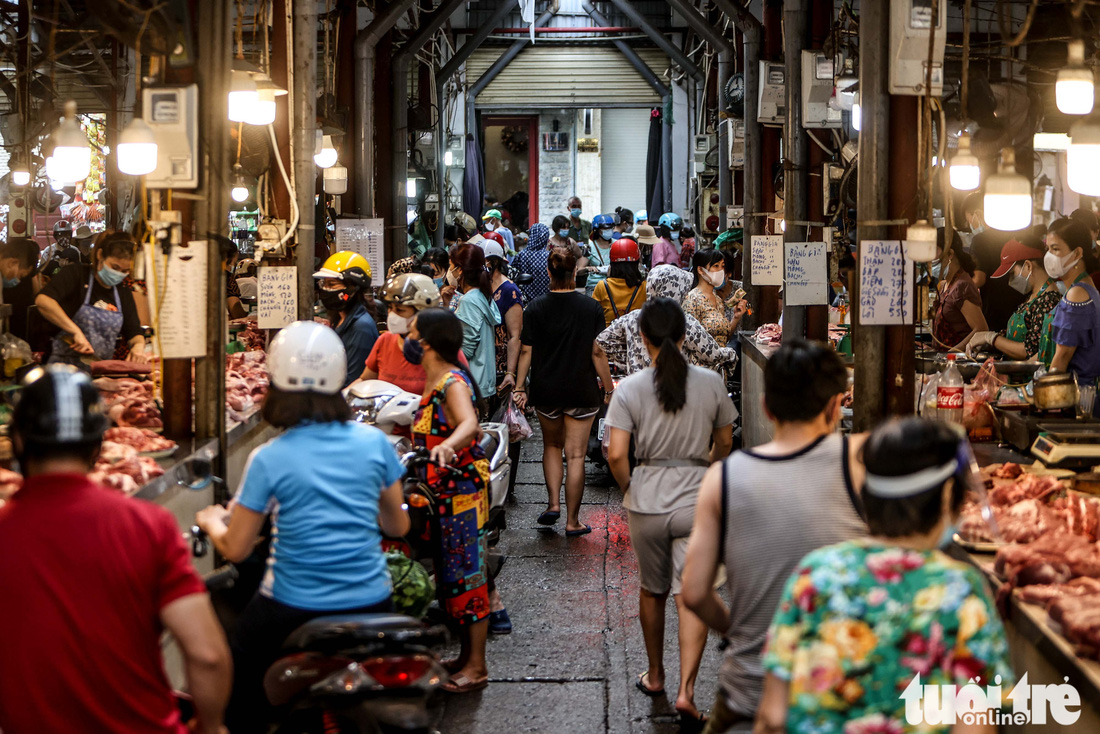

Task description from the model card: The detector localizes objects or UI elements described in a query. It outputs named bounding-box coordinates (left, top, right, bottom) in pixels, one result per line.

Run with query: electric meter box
left=757, top=61, right=786, bottom=126
left=142, top=85, right=199, bottom=189
left=889, top=0, right=946, bottom=96
left=802, top=51, right=842, bottom=128
left=693, top=134, right=715, bottom=164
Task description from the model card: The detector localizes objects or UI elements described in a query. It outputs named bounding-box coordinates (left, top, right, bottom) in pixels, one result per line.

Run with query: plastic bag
left=919, top=373, right=940, bottom=418
left=491, top=395, right=532, bottom=443
left=0, top=333, right=32, bottom=377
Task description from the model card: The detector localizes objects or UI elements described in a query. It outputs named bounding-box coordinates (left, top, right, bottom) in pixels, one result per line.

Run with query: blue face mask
left=3, top=276, right=20, bottom=289
left=938, top=520, right=958, bottom=550
left=98, top=266, right=126, bottom=287
left=611, top=232, right=622, bottom=241
left=433, top=276, right=444, bottom=288
left=599, top=229, right=613, bottom=241
left=670, top=231, right=680, bottom=241
left=403, top=337, right=424, bottom=365
left=570, top=208, right=583, bottom=219
left=557, top=228, right=570, bottom=238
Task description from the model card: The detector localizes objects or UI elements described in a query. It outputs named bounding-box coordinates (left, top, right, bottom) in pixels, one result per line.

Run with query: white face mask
left=387, top=312, right=410, bottom=335
left=446, top=269, right=459, bottom=287
left=1008, top=264, right=1031, bottom=294
left=703, top=268, right=726, bottom=290
left=485, top=222, right=496, bottom=232
left=1044, top=249, right=1080, bottom=280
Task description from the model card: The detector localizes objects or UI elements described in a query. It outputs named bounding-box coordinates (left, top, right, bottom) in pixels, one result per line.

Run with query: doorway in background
left=481, top=115, right=538, bottom=232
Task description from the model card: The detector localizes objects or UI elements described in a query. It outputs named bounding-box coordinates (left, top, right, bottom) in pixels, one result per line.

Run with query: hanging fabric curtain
left=645, top=107, right=663, bottom=217
left=518, top=0, right=535, bottom=43
left=463, top=128, right=485, bottom=221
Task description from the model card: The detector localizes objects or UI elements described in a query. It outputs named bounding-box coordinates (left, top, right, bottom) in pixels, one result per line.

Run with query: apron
left=1005, top=280, right=1053, bottom=348
left=49, top=272, right=124, bottom=366
left=1038, top=273, right=1090, bottom=367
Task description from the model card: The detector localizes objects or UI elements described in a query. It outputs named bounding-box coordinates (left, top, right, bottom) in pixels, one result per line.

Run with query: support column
left=781, top=0, right=809, bottom=341
left=853, top=0, right=890, bottom=431
left=756, top=0, right=782, bottom=326
left=886, top=96, right=919, bottom=417
left=292, top=0, right=318, bottom=319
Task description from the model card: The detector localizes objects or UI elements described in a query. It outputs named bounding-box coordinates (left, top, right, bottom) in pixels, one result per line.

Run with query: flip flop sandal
left=677, top=710, right=709, bottom=733
left=635, top=672, right=665, bottom=697
left=566, top=524, right=593, bottom=537
left=440, top=658, right=464, bottom=674
left=537, top=510, right=561, bottom=525
left=442, top=672, right=489, bottom=695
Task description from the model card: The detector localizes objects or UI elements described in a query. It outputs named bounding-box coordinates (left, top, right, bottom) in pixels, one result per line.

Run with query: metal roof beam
left=602, top=0, right=702, bottom=83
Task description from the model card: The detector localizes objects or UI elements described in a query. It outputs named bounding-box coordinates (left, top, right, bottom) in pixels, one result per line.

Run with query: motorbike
left=177, top=459, right=448, bottom=734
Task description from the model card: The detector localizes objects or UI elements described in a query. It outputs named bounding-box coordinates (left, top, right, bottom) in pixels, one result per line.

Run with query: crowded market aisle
left=431, top=423, right=726, bottom=734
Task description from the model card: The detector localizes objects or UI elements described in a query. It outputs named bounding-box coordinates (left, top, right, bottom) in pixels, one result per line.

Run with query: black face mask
left=319, top=288, right=352, bottom=312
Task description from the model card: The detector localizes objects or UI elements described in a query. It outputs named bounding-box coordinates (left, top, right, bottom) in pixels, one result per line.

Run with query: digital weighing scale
left=1031, top=424, right=1100, bottom=468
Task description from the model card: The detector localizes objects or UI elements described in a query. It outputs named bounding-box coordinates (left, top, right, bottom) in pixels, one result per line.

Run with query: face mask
left=485, top=222, right=496, bottom=232
left=98, top=266, right=126, bottom=287
left=3, top=276, right=19, bottom=289
left=433, top=277, right=445, bottom=288
left=570, top=208, right=582, bottom=219
left=403, top=337, right=424, bottom=365
left=704, top=269, right=726, bottom=290
left=930, top=261, right=942, bottom=280
left=971, top=223, right=984, bottom=237
left=319, top=288, right=349, bottom=311
left=557, top=228, right=570, bottom=238
left=670, top=231, right=680, bottom=241
left=938, top=520, right=958, bottom=550
left=611, top=232, right=622, bottom=241
left=599, top=228, right=613, bottom=241
left=1045, top=250, right=1080, bottom=280
left=446, top=269, right=459, bottom=288
left=1009, top=265, right=1031, bottom=294
left=387, top=312, right=410, bottom=335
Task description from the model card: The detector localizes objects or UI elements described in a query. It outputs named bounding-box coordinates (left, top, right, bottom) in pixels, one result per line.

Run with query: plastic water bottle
left=937, top=354, right=965, bottom=426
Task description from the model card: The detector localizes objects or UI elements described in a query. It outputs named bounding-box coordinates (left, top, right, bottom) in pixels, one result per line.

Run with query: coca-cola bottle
left=937, top=354, right=965, bottom=426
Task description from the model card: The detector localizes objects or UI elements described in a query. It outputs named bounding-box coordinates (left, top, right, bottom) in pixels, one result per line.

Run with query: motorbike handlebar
left=401, top=448, right=461, bottom=476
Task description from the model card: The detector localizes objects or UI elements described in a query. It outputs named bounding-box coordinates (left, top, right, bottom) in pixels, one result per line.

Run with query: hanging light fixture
left=245, top=88, right=277, bottom=126
left=116, top=118, right=159, bottom=176
left=46, top=101, right=91, bottom=184
left=949, top=132, right=981, bottom=191
left=1058, top=40, right=1095, bottom=116
left=983, top=148, right=1033, bottom=231
left=8, top=154, right=30, bottom=187
left=904, top=219, right=938, bottom=262
left=314, top=134, right=338, bottom=168
left=230, top=165, right=249, bottom=203
left=851, top=92, right=862, bottom=132
left=1068, top=113, right=1100, bottom=195
left=323, top=164, right=348, bottom=195
left=228, top=70, right=259, bottom=123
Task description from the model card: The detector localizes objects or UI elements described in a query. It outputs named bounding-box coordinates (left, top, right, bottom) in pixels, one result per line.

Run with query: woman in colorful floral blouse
left=682, top=249, right=747, bottom=348
left=756, top=417, right=1014, bottom=734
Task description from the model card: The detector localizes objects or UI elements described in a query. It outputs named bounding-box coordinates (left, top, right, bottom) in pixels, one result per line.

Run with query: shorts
left=628, top=506, right=727, bottom=595
left=536, top=405, right=601, bottom=421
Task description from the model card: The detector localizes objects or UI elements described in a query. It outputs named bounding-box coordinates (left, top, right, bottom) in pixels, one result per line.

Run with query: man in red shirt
left=0, top=365, right=232, bottom=734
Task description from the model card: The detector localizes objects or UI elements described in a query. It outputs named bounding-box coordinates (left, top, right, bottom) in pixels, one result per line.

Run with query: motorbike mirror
left=513, top=272, right=534, bottom=285
left=176, top=457, right=216, bottom=490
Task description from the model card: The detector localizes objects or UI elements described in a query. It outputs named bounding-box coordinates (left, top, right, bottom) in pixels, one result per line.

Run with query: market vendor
left=965, top=236, right=1060, bottom=360
left=36, top=231, right=148, bottom=365
left=932, top=232, right=988, bottom=352
left=1, top=237, right=45, bottom=342
left=1039, top=220, right=1100, bottom=384
left=215, top=236, right=248, bottom=320
left=313, top=251, right=379, bottom=390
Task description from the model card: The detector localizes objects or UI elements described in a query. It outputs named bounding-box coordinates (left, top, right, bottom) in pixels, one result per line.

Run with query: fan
left=724, top=73, right=745, bottom=117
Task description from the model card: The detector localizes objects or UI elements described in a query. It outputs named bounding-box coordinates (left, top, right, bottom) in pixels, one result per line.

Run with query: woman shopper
left=550, top=214, right=589, bottom=286
left=313, top=251, right=380, bottom=388
left=682, top=249, right=748, bottom=348
left=512, top=223, right=553, bottom=302
left=755, top=417, right=1013, bottom=734
left=591, top=238, right=647, bottom=327
left=359, top=273, right=441, bottom=392
left=606, top=298, right=736, bottom=731
left=194, top=321, right=410, bottom=733
left=965, top=236, right=1060, bottom=360
left=406, top=308, right=493, bottom=692
left=932, top=232, right=988, bottom=352
left=451, top=243, right=502, bottom=406
left=583, top=214, right=618, bottom=297
left=37, top=231, right=150, bottom=366
left=514, top=247, right=614, bottom=536
left=652, top=213, right=684, bottom=267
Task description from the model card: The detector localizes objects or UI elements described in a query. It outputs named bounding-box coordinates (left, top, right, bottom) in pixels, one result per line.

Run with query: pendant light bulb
left=230, top=166, right=249, bottom=203
left=949, top=132, right=981, bottom=191
left=314, top=134, right=338, bottom=168
left=9, top=155, right=30, bottom=187
left=1068, top=114, right=1100, bottom=196
left=47, top=101, right=91, bottom=184
left=1057, top=40, right=1095, bottom=116
left=228, top=70, right=260, bottom=123
left=983, top=148, right=1033, bottom=231
left=246, top=88, right=277, bottom=126
left=904, top=219, right=938, bottom=263
left=851, top=92, right=862, bottom=132
left=116, top=118, right=159, bottom=176
left=323, top=164, right=348, bottom=195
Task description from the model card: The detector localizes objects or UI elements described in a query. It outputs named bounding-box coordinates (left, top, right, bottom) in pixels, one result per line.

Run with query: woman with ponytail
left=604, top=297, right=737, bottom=729
left=450, top=243, right=502, bottom=404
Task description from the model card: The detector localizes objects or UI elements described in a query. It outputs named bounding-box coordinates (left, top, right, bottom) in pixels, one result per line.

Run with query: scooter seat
left=479, top=431, right=500, bottom=458
left=283, top=613, right=446, bottom=653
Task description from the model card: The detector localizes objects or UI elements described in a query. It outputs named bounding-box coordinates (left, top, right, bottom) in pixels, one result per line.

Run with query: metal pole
left=742, top=22, right=762, bottom=326
left=662, top=97, right=673, bottom=212
left=853, top=0, right=890, bottom=432
left=781, top=0, right=808, bottom=341
left=354, top=0, right=418, bottom=218
left=603, top=0, right=704, bottom=83
left=293, top=0, right=317, bottom=320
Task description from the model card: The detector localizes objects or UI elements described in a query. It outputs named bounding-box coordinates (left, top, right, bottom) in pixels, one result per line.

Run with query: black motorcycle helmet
left=13, top=365, right=108, bottom=454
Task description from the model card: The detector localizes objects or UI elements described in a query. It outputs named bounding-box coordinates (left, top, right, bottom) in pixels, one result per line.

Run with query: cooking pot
left=1032, top=372, right=1079, bottom=411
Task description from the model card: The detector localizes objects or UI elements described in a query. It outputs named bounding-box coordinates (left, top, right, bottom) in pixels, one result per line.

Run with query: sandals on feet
left=677, top=710, right=709, bottom=733
left=537, top=510, right=561, bottom=525
left=635, top=672, right=665, bottom=697
left=566, top=524, right=593, bottom=537
left=442, top=672, right=489, bottom=694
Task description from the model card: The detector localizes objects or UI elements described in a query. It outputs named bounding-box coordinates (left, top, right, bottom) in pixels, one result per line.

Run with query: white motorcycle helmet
left=267, top=321, right=346, bottom=394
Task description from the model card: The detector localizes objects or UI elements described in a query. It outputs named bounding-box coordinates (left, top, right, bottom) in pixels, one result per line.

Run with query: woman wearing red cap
left=591, top=238, right=647, bottom=327
left=966, top=236, right=1059, bottom=360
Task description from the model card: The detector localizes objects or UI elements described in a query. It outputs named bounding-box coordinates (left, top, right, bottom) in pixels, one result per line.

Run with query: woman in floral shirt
left=682, top=249, right=747, bottom=348
left=758, top=418, right=1014, bottom=734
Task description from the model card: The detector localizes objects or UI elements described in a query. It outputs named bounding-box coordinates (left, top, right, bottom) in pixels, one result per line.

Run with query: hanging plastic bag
left=491, top=395, right=532, bottom=443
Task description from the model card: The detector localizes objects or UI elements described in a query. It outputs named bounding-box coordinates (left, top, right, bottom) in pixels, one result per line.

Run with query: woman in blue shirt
left=450, top=243, right=501, bottom=406
left=195, top=321, right=409, bottom=733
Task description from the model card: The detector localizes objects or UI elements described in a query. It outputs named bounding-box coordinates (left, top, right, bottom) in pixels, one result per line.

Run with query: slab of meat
left=753, top=323, right=782, bottom=345
left=107, top=398, right=163, bottom=428
left=988, top=473, right=1064, bottom=506
left=226, top=351, right=268, bottom=423
left=89, top=454, right=164, bottom=493
left=103, top=427, right=177, bottom=453
left=90, top=360, right=152, bottom=375
left=99, top=440, right=138, bottom=464
left=991, top=462, right=1024, bottom=479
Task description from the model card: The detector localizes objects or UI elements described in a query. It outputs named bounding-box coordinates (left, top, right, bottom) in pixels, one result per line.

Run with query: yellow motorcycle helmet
left=313, top=251, right=372, bottom=290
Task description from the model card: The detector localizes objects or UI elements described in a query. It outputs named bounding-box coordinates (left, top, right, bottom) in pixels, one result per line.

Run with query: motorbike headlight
left=348, top=395, right=390, bottom=424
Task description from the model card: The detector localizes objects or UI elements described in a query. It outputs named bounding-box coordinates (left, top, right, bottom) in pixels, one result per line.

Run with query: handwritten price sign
left=335, top=218, right=385, bottom=283
left=784, top=242, right=828, bottom=306
left=859, top=240, right=914, bottom=325
left=257, top=266, right=298, bottom=330
left=750, top=235, right=783, bottom=286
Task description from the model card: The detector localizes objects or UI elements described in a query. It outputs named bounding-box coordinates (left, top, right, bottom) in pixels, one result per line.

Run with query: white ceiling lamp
left=253, top=71, right=288, bottom=97
left=983, top=148, right=1033, bottom=231
left=116, top=118, right=159, bottom=176
left=323, top=164, right=348, bottom=195
left=904, top=219, right=938, bottom=262
left=314, top=134, right=338, bottom=168
left=230, top=165, right=249, bottom=203
left=8, top=154, right=30, bottom=187
left=949, top=131, right=980, bottom=191
left=1068, top=113, right=1100, bottom=195
left=851, top=91, right=862, bottom=132
left=46, top=101, right=91, bottom=184
left=1057, top=40, right=1095, bottom=116
left=246, top=88, right=277, bottom=126
left=228, top=70, right=259, bottom=123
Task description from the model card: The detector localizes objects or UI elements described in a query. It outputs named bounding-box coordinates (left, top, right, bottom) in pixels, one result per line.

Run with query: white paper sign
left=146, top=240, right=208, bottom=359
left=750, top=235, right=783, bottom=286
left=257, top=266, right=298, bottom=330
left=859, top=240, right=914, bottom=325
left=335, top=218, right=385, bottom=284
left=784, top=242, right=829, bottom=306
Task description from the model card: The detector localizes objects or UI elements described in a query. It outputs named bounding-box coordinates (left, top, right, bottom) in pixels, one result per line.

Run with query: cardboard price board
left=859, top=240, right=914, bottom=325
left=784, top=242, right=828, bottom=306
left=335, top=218, right=385, bottom=282
left=750, top=235, right=783, bottom=286
left=146, top=240, right=209, bottom=359
left=257, top=266, right=298, bottom=330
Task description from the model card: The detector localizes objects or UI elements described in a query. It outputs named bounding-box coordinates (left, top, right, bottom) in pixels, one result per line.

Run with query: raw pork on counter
left=226, top=351, right=269, bottom=423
